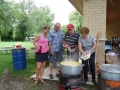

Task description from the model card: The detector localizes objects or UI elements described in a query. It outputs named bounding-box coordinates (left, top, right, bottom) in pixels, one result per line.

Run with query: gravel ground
left=0, top=69, right=97, bottom=90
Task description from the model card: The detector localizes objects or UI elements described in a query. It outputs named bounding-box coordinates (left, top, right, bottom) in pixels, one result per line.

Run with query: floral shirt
left=48, top=30, right=64, bottom=51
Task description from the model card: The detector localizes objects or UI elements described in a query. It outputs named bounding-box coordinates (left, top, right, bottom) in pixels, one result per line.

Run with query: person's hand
left=82, top=52, right=86, bottom=56
left=64, top=44, right=69, bottom=49
left=50, top=50, right=54, bottom=55
left=89, top=50, right=92, bottom=55
left=71, top=49, right=75, bottom=53
left=37, top=46, right=40, bottom=50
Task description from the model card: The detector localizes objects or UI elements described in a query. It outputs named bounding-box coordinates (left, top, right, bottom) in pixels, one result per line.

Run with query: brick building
left=68, top=0, right=120, bottom=65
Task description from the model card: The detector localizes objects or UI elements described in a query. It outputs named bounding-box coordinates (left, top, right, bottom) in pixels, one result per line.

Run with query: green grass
left=0, top=54, right=35, bottom=78
left=0, top=52, right=49, bottom=80
left=0, top=41, right=49, bottom=79
left=0, top=41, right=34, bottom=49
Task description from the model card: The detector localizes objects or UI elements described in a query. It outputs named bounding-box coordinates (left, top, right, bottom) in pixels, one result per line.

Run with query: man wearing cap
left=63, top=24, right=80, bottom=61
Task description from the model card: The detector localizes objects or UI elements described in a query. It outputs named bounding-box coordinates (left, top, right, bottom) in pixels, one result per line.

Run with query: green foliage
left=69, top=10, right=83, bottom=33
left=27, top=6, right=54, bottom=34
left=14, top=0, right=36, bottom=41
left=61, top=25, right=67, bottom=34
left=12, top=29, right=16, bottom=41
left=16, top=13, right=28, bottom=41
left=0, top=0, right=27, bottom=41
left=0, top=0, right=54, bottom=41
left=19, top=0, right=36, bottom=13
left=0, top=0, right=14, bottom=36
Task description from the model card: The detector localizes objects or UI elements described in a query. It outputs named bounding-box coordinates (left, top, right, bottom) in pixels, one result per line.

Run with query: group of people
left=111, top=37, right=120, bottom=50
left=33, top=22, right=97, bottom=86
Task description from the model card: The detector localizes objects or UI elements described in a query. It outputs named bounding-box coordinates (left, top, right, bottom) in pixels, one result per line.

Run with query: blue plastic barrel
left=12, top=48, right=26, bottom=70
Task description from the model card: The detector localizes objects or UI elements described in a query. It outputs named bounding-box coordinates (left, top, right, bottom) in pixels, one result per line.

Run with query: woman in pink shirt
left=33, top=26, right=50, bottom=85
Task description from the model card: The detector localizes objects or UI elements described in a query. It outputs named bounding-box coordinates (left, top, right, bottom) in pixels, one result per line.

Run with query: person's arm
left=62, top=33, right=69, bottom=48
left=71, top=45, right=78, bottom=53
left=78, top=42, right=86, bottom=56
left=48, top=41, right=53, bottom=55
left=33, top=34, right=40, bottom=50
left=48, top=32, right=53, bottom=55
left=89, top=36, right=96, bottom=54
left=78, top=36, right=86, bottom=55
left=62, top=40, right=69, bottom=48
left=62, top=40, right=66, bottom=45
left=89, top=41, right=96, bottom=53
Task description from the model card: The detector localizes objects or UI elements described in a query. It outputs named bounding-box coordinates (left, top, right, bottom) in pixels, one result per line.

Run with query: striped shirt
left=63, top=31, right=80, bottom=49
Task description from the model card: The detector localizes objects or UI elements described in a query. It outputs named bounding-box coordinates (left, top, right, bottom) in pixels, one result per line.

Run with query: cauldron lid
left=99, top=64, right=120, bottom=73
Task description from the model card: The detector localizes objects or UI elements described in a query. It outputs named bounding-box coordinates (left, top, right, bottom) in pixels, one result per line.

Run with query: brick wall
left=83, top=0, right=107, bottom=65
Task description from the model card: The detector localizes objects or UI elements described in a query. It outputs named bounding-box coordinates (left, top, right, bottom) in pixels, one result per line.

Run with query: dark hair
left=43, top=26, right=50, bottom=30
left=80, top=27, right=89, bottom=34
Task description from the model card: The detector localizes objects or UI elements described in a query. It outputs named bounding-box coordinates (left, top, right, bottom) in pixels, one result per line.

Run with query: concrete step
left=30, top=67, right=95, bottom=85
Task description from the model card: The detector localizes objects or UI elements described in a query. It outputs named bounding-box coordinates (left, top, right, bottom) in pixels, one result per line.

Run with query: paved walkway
left=30, top=68, right=59, bottom=81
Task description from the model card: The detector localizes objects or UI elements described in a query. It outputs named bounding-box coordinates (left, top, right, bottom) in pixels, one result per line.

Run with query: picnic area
left=0, top=41, right=97, bottom=90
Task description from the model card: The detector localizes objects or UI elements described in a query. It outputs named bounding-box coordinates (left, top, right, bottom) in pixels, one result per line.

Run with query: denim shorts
left=49, top=49, right=63, bottom=62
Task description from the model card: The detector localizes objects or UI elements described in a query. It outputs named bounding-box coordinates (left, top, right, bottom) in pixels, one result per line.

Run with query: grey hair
left=54, top=22, right=61, bottom=27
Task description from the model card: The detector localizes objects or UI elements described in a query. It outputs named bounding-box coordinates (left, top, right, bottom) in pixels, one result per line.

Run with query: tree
left=16, top=13, right=28, bottom=41
left=12, top=29, right=16, bottom=41
left=69, top=10, right=83, bottom=33
left=0, top=0, right=54, bottom=41
left=0, top=0, right=24, bottom=41
left=61, top=25, right=67, bottom=34
left=27, top=6, right=54, bottom=35
left=13, top=0, right=36, bottom=41
left=0, top=0, right=14, bottom=41
left=19, top=0, right=36, bottom=13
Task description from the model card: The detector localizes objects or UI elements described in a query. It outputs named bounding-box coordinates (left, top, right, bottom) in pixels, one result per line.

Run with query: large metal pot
left=59, top=61, right=82, bottom=75
left=99, top=64, right=120, bottom=81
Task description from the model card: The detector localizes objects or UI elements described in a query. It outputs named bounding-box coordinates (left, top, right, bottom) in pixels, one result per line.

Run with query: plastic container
left=12, top=48, right=26, bottom=70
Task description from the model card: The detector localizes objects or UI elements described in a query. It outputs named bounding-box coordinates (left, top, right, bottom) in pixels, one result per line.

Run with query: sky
left=14, top=0, right=76, bottom=25
left=34, top=0, right=75, bottom=25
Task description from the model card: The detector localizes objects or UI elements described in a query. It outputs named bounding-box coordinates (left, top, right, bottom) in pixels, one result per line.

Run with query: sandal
left=40, top=80, right=46, bottom=85
left=34, top=79, right=40, bottom=86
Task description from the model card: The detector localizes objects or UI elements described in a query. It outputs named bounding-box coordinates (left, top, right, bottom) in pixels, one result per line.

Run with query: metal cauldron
left=59, top=61, right=82, bottom=75
left=99, top=64, right=120, bottom=81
